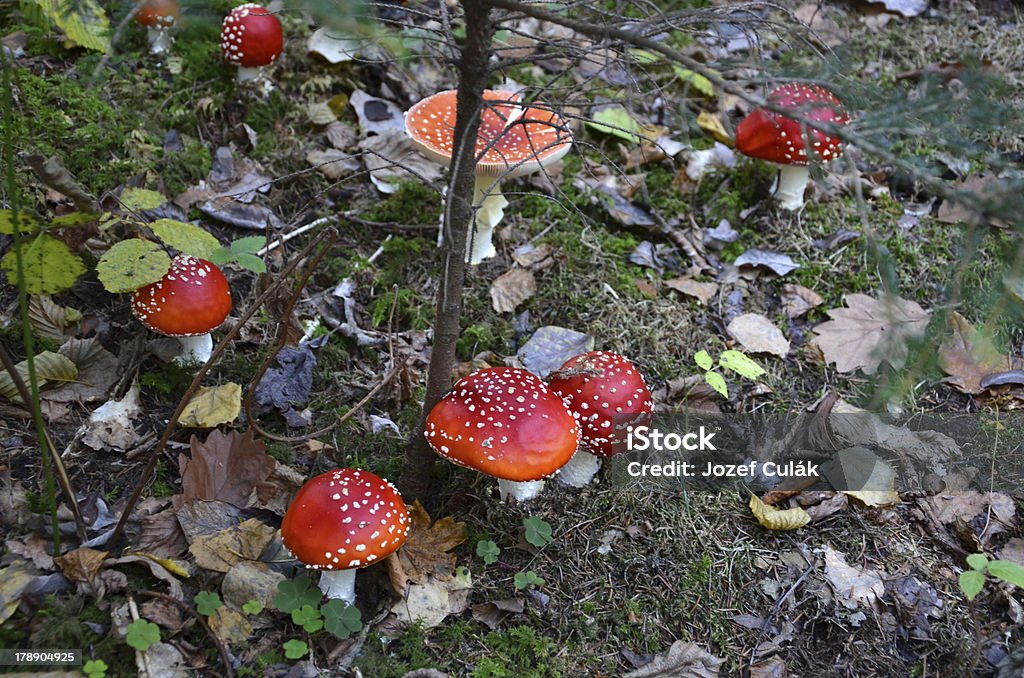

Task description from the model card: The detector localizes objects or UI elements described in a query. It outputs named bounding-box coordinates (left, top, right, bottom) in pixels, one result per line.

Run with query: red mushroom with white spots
left=220, top=4, right=283, bottom=83
left=130, top=254, right=232, bottom=365
left=405, top=89, right=573, bottom=264
left=424, top=367, right=580, bottom=502
left=734, top=83, right=850, bottom=211
left=547, top=351, right=654, bottom=487
left=281, top=468, right=409, bottom=603
left=135, top=0, right=179, bottom=55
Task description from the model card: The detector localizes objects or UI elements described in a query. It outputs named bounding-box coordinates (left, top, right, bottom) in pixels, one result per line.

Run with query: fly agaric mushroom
left=135, top=0, right=179, bottom=55
left=424, top=366, right=580, bottom=502
left=734, top=83, right=850, bottom=210
left=130, top=254, right=232, bottom=365
left=405, top=89, right=573, bottom=265
left=547, top=351, right=654, bottom=487
left=220, top=4, right=283, bottom=83
left=281, top=468, right=409, bottom=603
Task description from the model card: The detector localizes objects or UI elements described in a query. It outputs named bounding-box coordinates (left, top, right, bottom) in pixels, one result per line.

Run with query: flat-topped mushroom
left=547, top=351, right=653, bottom=487
left=220, top=4, right=283, bottom=83
left=424, top=366, right=580, bottom=502
left=405, top=89, right=573, bottom=264
left=281, top=468, right=409, bottom=603
left=735, top=83, right=850, bottom=210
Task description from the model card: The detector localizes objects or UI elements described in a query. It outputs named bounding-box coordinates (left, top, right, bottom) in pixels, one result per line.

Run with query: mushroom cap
left=220, top=4, right=283, bottom=68
left=130, top=254, right=232, bottom=337
left=136, top=0, right=179, bottom=28
left=405, top=89, right=573, bottom=178
left=735, top=83, right=850, bottom=166
left=547, top=351, right=654, bottom=459
left=281, top=468, right=409, bottom=572
left=424, top=367, right=580, bottom=482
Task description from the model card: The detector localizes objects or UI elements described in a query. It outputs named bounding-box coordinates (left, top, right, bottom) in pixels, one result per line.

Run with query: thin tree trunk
left=398, top=0, right=495, bottom=500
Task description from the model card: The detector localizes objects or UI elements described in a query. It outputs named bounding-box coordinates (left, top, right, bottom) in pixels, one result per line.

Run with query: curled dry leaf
left=938, top=311, right=1020, bottom=394
left=734, top=248, right=800, bottom=276
left=665, top=278, right=718, bottom=305
left=387, top=500, right=467, bottom=593
left=513, top=325, right=594, bottom=379
left=391, top=567, right=473, bottom=630
left=623, top=640, right=724, bottom=678
left=811, top=294, right=929, bottom=375
left=781, top=284, right=824, bottom=319
left=822, top=545, right=885, bottom=610
left=727, top=313, right=790, bottom=358
left=749, top=494, right=810, bottom=531
left=178, top=429, right=276, bottom=509
left=55, top=547, right=108, bottom=583
left=189, top=518, right=276, bottom=573
left=490, top=267, right=537, bottom=313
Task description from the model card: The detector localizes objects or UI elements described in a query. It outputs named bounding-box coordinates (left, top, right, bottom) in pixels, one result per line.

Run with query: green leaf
left=719, top=350, right=766, bottom=380
left=703, top=370, right=728, bottom=398
left=235, top=253, right=267, bottom=274
left=120, top=188, right=167, bottom=212
left=0, top=350, right=78, bottom=403
left=282, top=638, right=309, bottom=660
left=50, top=211, right=99, bottom=228
left=206, top=247, right=233, bottom=266
left=523, top=516, right=553, bottom=548
left=513, top=570, right=545, bottom=590
left=149, top=219, right=221, bottom=260
left=585, top=106, right=640, bottom=143
left=230, top=236, right=267, bottom=255
left=95, top=239, right=170, bottom=293
left=194, top=591, right=223, bottom=616
left=273, top=575, right=322, bottom=614
left=987, top=560, right=1024, bottom=589
left=1, top=234, right=86, bottom=294
left=966, top=553, right=989, bottom=571
left=82, top=659, right=108, bottom=678
left=23, top=0, right=111, bottom=52
left=0, top=210, right=44, bottom=234
left=693, top=350, right=714, bottom=372
left=125, top=619, right=161, bottom=651
left=959, top=569, right=986, bottom=601
left=291, top=604, right=324, bottom=632
left=476, top=539, right=500, bottom=565
left=629, top=49, right=660, bottom=65
left=241, top=599, right=264, bottom=615
left=322, top=599, right=363, bottom=639
left=671, top=66, right=716, bottom=97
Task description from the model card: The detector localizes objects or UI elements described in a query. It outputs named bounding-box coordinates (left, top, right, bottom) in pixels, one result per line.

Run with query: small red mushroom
left=547, top=351, right=653, bottom=487
left=281, top=468, right=409, bottom=603
left=405, top=89, right=573, bottom=264
left=130, top=254, right=232, bottom=364
left=135, top=0, right=179, bottom=55
left=735, top=83, right=850, bottom=210
left=220, top=4, right=284, bottom=83
left=424, top=367, right=580, bottom=502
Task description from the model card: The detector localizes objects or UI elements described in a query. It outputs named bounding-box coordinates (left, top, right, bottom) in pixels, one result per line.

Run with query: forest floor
left=2, top=0, right=1024, bottom=676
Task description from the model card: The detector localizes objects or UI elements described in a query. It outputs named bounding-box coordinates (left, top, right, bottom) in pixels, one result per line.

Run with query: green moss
left=363, top=182, right=443, bottom=224
left=151, top=459, right=174, bottom=498
left=471, top=626, right=564, bottom=677
left=161, top=135, right=212, bottom=198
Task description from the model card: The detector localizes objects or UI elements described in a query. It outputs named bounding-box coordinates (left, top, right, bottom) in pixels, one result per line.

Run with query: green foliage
left=476, top=539, right=500, bottom=565
left=282, top=638, right=309, bottom=660
left=125, top=619, right=161, bottom=651
left=194, top=591, right=222, bottom=616
left=513, top=570, right=545, bottom=590
left=0, top=210, right=43, bottom=234
left=273, top=575, right=322, bottom=614
left=82, top=659, right=108, bottom=678
left=586, top=106, right=641, bottom=142
left=150, top=219, right=222, bottom=260
left=95, top=239, right=171, bottom=293
left=208, top=236, right=267, bottom=273
left=693, top=348, right=765, bottom=399
left=22, top=0, right=111, bottom=52
left=242, top=599, right=264, bottom=615
left=363, top=182, right=441, bottom=224
left=522, top=516, right=553, bottom=548
left=291, top=604, right=324, bottom=633
left=1, top=233, right=87, bottom=294
left=959, top=553, right=1024, bottom=601
left=322, top=599, right=362, bottom=639
left=471, top=626, right=560, bottom=678
left=120, top=188, right=166, bottom=212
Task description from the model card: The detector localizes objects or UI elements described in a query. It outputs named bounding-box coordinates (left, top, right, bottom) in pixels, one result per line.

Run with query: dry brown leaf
left=134, top=506, right=188, bottom=559
left=490, top=268, right=537, bottom=314
left=749, top=495, right=810, bottom=531
left=727, top=313, right=790, bottom=358
left=665, top=278, right=718, bottom=305
left=936, top=175, right=1011, bottom=228
left=781, top=284, right=824, bottom=318
left=55, top=547, right=108, bottom=583
left=391, top=567, right=473, bottom=629
left=623, top=640, right=724, bottom=678
left=209, top=606, right=254, bottom=646
left=471, top=599, right=525, bottom=630
left=387, top=500, right=466, bottom=593
left=189, top=518, right=276, bottom=573
left=822, top=545, right=884, bottom=610
left=141, top=597, right=184, bottom=631
left=511, top=243, right=556, bottom=271
left=998, top=538, right=1024, bottom=569
left=938, top=312, right=1019, bottom=394
left=222, top=561, right=286, bottom=609
left=749, top=656, right=789, bottom=678
left=5, top=535, right=55, bottom=570
left=802, top=492, right=849, bottom=522
left=811, top=294, right=929, bottom=374
left=179, top=429, right=276, bottom=509
left=927, top=491, right=1015, bottom=535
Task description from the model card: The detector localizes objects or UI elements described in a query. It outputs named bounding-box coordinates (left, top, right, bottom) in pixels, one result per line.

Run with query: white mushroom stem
left=318, top=569, right=356, bottom=605
left=467, top=174, right=508, bottom=265
left=236, top=66, right=264, bottom=83
left=496, top=478, right=544, bottom=502
left=772, top=164, right=811, bottom=211
left=174, top=333, right=214, bottom=365
left=146, top=27, right=173, bottom=54
left=556, top=450, right=602, bottom=488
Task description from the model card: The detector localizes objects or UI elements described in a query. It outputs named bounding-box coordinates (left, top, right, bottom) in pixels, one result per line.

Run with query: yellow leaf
left=697, top=110, right=731, bottom=144
left=124, top=552, right=193, bottom=578
left=180, top=383, right=242, bottom=428
left=749, top=494, right=810, bottom=531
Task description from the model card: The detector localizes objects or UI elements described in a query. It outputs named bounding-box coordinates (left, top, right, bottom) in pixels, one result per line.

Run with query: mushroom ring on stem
left=424, top=366, right=580, bottom=502
left=135, top=0, right=179, bottom=54
left=220, top=3, right=283, bottom=83
left=405, top=89, right=573, bottom=265
left=130, top=254, right=232, bottom=365
left=281, top=468, right=409, bottom=604
left=734, top=83, right=850, bottom=211
left=547, top=351, right=654, bottom=487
